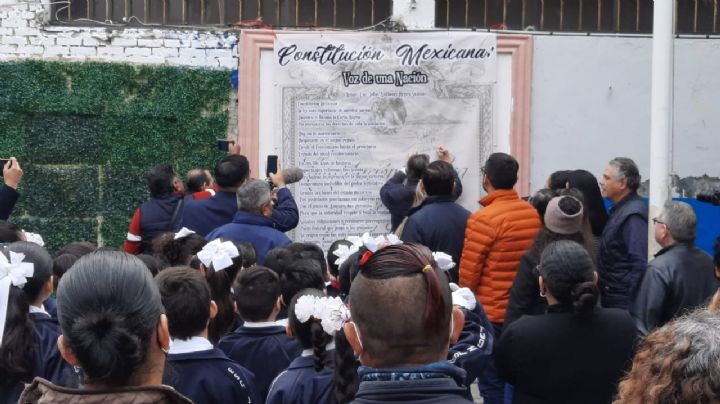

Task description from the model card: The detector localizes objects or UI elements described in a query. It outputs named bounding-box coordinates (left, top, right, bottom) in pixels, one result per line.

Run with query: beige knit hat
left=544, top=196, right=584, bottom=235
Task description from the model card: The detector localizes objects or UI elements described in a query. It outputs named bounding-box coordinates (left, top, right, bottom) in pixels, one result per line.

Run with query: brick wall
left=0, top=1, right=238, bottom=69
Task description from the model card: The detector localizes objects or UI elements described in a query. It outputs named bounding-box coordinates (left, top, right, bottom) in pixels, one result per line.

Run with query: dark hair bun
left=570, top=281, right=599, bottom=314
left=71, top=311, right=145, bottom=382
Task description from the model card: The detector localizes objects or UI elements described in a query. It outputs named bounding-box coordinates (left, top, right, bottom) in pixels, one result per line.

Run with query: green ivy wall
left=0, top=60, right=230, bottom=252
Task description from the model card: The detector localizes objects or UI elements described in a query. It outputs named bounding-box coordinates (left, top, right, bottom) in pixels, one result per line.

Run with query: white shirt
left=301, top=342, right=336, bottom=357
left=168, top=336, right=214, bottom=355
left=243, top=321, right=280, bottom=328
left=29, top=304, right=49, bottom=316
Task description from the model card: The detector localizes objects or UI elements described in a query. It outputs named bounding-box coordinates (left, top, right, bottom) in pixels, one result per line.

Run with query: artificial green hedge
left=0, top=60, right=230, bottom=252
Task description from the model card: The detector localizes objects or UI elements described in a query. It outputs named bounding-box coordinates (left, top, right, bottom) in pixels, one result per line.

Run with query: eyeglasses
left=652, top=218, right=665, bottom=225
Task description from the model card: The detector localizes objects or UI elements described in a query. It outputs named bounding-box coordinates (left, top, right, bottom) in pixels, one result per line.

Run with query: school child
left=157, top=266, right=259, bottom=404
left=264, top=245, right=326, bottom=322
left=218, top=266, right=300, bottom=401
left=326, top=239, right=353, bottom=298
left=196, top=238, right=256, bottom=344
left=0, top=242, right=78, bottom=404
left=266, top=289, right=348, bottom=404
left=152, top=228, right=208, bottom=267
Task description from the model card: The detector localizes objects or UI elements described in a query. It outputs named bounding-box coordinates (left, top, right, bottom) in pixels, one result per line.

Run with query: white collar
left=29, top=304, right=49, bottom=316
left=275, top=318, right=288, bottom=327
left=301, top=342, right=336, bottom=357
left=243, top=321, right=280, bottom=328
left=168, top=336, right=213, bottom=354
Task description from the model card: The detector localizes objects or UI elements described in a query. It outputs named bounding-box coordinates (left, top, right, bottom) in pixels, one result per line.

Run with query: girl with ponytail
left=495, top=240, right=638, bottom=404
left=266, top=288, right=349, bottom=403
left=0, top=242, right=78, bottom=403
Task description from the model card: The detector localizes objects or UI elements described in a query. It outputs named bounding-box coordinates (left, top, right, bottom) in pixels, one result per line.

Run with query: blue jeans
left=479, top=322, right=508, bottom=404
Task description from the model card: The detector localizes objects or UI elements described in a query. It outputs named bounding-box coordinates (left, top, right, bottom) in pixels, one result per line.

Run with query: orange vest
left=459, top=189, right=541, bottom=323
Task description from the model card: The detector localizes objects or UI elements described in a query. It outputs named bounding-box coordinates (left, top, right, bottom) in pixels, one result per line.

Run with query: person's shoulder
left=218, top=330, right=244, bottom=346
left=594, top=308, right=636, bottom=328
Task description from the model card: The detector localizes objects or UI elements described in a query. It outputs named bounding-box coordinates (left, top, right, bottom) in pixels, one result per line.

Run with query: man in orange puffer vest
left=459, top=152, right=540, bottom=404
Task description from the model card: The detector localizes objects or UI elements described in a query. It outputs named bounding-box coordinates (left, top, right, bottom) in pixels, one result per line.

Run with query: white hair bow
left=174, top=227, right=196, bottom=240
left=0, top=251, right=35, bottom=344
left=432, top=251, right=456, bottom=271
left=294, top=295, right=351, bottom=335
left=449, top=282, right=477, bottom=311
left=197, top=239, right=239, bottom=271
left=23, top=232, right=45, bottom=247
left=333, top=232, right=403, bottom=267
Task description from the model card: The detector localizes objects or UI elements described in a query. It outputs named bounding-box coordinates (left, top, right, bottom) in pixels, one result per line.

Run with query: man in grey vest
left=631, top=201, right=718, bottom=335
left=597, top=157, right=648, bottom=309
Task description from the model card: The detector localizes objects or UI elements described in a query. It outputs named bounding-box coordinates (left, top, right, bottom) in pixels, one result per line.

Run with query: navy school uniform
left=0, top=311, right=79, bottom=404
left=164, top=341, right=259, bottom=404
left=266, top=350, right=335, bottom=404
left=447, top=302, right=494, bottom=399
left=218, top=323, right=301, bottom=402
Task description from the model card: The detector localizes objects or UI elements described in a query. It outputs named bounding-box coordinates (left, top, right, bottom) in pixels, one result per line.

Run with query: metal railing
left=52, top=0, right=392, bottom=28
left=436, top=0, right=719, bottom=34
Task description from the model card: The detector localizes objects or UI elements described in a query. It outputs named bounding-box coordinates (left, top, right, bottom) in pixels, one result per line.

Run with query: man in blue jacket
left=207, top=179, right=291, bottom=265
left=0, top=157, right=23, bottom=221
left=401, top=160, right=470, bottom=282
left=183, top=154, right=299, bottom=236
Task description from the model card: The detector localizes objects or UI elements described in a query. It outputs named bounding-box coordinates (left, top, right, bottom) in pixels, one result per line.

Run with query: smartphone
left=266, top=155, right=278, bottom=178
left=0, top=159, right=9, bottom=177
left=217, top=139, right=235, bottom=151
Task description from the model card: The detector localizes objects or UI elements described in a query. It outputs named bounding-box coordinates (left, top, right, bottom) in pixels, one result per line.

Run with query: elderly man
left=183, top=154, right=298, bottom=236
left=597, top=157, right=648, bottom=310
left=631, top=201, right=718, bottom=336
left=1, top=157, right=23, bottom=221
left=206, top=179, right=290, bottom=265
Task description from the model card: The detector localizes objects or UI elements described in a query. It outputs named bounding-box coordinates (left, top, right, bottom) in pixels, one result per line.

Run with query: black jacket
left=0, top=184, right=20, bottom=221
left=495, top=305, right=637, bottom=404
left=631, top=243, right=719, bottom=336
left=504, top=254, right=547, bottom=326
left=400, top=195, right=470, bottom=281
left=380, top=170, right=463, bottom=232
left=351, top=362, right=472, bottom=404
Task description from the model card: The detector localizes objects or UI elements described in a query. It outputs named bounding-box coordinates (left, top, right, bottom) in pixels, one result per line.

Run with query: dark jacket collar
left=233, top=325, right=287, bottom=336
left=407, top=195, right=455, bottom=216
left=231, top=211, right=275, bottom=227
left=609, top=192, right=640, bottom=212
left=654, top=242, right=693, bottom=258
left=167, top=348, right=228, bottom=362
left=358, top=360, right=466, bottom=386
left=546, top=303, right=576, bottom=313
